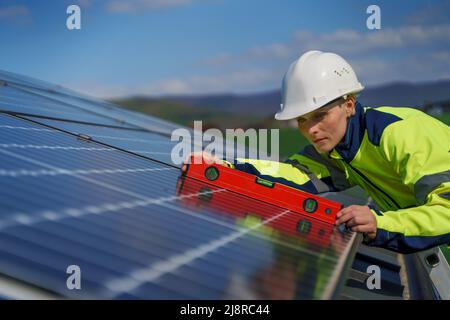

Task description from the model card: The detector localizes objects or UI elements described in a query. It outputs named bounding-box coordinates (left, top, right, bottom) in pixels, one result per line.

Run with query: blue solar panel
left=0, top=112, right=358, bottom=299
left=0, top=70, right=182, bottom=135
left=0, top=82, right=138, bottom=128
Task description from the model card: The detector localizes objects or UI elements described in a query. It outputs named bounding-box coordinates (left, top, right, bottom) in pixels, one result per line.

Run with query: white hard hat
left=275, top=50, right=364, bottom=120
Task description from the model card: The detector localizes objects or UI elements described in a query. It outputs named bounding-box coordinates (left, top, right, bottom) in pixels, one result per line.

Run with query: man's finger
left=345, top=217, right=357, bottom=228
left=336, top=205, right=360, bottom=218
left=345, top=215, right=370, bottom=228
left=351, top=225, right=373, bottom=234
left=335, top=211, right=354, bottom=225
left=336, top=206, right=350, bottom=218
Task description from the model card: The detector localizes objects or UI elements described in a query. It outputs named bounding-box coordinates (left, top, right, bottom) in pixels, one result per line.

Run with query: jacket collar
left=331, top=101, right=366, bottom=162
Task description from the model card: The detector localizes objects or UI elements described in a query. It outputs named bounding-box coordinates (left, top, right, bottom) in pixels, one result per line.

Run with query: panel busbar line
left=0, top=112, right=358, bottom=299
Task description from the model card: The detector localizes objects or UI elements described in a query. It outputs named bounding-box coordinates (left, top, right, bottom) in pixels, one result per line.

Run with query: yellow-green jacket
left=227, top=102, right=450, bottom=253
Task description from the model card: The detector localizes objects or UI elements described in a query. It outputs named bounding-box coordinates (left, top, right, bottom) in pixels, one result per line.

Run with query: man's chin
left=313, top=143, right=332, bottom=154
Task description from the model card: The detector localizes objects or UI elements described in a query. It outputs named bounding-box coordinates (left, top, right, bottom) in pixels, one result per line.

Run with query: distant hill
left=160, top=91, right=281, bottom=116
left=111, top=96, right=267, bottom=130
left=358, top=80, right=450, bottom=108
left=112, top=79, right=450, bottom=129
left=162, top=79, right=450, bottom=113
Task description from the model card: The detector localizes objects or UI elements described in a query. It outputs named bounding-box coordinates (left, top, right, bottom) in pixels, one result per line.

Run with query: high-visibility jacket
left=226, top=102, right=450, bottom=253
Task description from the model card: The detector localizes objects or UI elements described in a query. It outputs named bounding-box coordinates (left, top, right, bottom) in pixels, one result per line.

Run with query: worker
left=182, top=50, right=450, bottom=254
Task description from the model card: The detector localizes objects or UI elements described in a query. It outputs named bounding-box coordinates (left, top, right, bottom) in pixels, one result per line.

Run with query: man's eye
left=297, top=118, right=306, bottom=125
left=297, top=112, right=326, bottom=126
left=313, top=113, right=326, bottom=121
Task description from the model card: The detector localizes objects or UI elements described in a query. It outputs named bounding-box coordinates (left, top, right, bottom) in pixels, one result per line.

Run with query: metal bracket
left=417, top=247, right=450, bottom=299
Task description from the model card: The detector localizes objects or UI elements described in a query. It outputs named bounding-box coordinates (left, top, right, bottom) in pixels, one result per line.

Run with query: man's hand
left=181, top=151, right=226, bottom=173
left=335, top=205, right=377, bottom=240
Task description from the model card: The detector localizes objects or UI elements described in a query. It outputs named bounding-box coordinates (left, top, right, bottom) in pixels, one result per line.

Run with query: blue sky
left=1, top=0, right=450, bottom=98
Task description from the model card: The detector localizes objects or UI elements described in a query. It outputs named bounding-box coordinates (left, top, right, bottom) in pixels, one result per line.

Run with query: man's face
left=297, top=98, right=354, bottom=153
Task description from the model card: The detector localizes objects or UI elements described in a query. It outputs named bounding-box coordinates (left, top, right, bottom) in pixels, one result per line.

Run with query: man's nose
left=307, top=122, right=320, bottom=136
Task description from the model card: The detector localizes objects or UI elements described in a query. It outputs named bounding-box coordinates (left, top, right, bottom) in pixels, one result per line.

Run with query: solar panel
left=0, top=70, right=184, bottom=135
left=0, top=82, right=139, bottom=129
left=0, top=70, right=363, bottom=300
left=0, top=69, right=66, bottom=94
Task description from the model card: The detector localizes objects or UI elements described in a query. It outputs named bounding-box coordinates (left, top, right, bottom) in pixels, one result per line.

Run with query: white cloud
left=62, top=81, right=134, bottom=99
left=65, top=67, right=283, bottom=98
left=106, top=0, right=194, bottom=13
left=147, top=79, right=191, bottom=94
left=198, top=22, right=450, bottom=89
left=352, top=53, right=450, bottom=86
left=202, top=23, right=450, bottom=68
left=247, top=43, right=291, bottom=59
left=293, top=24, right=450, bottom=55
left=147, top=68, right=283, bottom=95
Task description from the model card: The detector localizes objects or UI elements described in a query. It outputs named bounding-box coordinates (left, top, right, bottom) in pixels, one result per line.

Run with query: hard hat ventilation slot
left=334, top=68, right=350, bottom=77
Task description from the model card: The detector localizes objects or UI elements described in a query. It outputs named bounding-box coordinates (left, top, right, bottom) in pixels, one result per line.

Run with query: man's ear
left=345, top=96, right=356, bottom=117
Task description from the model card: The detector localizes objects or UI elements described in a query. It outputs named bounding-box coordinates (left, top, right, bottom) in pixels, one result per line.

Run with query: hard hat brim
left=274, top=86, right=364, bottom=121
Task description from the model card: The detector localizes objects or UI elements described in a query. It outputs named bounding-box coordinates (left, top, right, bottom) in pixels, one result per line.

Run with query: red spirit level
left=176, top=175, right=337, bottom=247
left=181, top=155, right=343, bottom=224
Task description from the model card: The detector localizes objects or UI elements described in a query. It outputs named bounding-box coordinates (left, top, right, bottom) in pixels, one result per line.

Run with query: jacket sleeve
left=367, top=116, right=450, bottom=253
left=223, top=145, right=352, bottom=194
